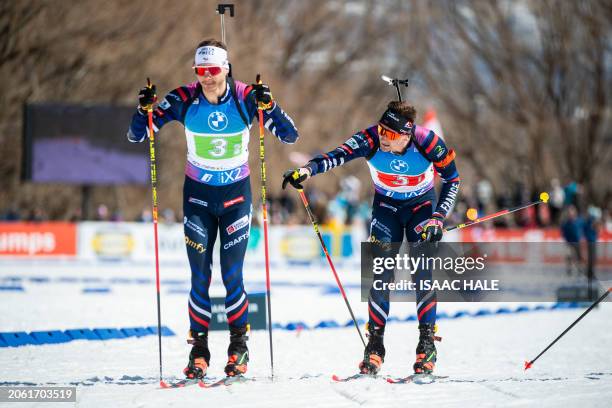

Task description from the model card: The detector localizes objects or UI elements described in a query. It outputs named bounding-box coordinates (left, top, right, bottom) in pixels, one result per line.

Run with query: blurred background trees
left=1, top=0, right=610, bottom=222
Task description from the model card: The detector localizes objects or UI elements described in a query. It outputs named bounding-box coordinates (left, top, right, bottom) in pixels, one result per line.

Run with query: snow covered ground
left=1, top=262, right=610, bottom=407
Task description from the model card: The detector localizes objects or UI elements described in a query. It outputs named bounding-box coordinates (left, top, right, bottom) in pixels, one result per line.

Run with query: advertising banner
left=0, top=223, right=76, bottom=257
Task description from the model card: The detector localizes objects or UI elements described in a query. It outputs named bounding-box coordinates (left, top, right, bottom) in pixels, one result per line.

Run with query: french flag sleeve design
left=415, top=127, right=460, bottom=219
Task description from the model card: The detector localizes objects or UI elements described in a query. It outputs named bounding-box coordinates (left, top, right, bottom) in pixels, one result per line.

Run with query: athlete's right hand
left=282, top=168, right=311, bottom=190
left=138, top=83, right=157, bottom=112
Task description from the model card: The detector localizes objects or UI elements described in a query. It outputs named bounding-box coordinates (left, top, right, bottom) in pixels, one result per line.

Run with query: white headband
left=194, top=46, right=229, bottom=68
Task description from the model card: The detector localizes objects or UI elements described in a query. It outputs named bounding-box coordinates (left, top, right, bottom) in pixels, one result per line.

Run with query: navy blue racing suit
left=128, top=80, right=298, bottom=331
left=305, top=125, right=459, bottom=329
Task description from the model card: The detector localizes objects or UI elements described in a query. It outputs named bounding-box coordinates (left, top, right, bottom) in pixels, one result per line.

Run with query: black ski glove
left=421, top=215, right=444, bottom=242
left=251, top=83, right=274, bottom=110
left=282, top=168, right=310, bottom=190
left=138, top=83, right=157, bottom=113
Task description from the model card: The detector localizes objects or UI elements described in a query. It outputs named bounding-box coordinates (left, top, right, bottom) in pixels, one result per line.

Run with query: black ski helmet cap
left=379, top=108, right=413, bottom=135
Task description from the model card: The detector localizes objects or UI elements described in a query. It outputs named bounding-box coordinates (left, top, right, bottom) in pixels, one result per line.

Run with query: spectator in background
left=67, top=208, right=83, bottom=222
left=26, top=208, right=46, bottom=222
left=162, top=208, right=176, bottom=224
left=549, top=178, right=565, bottom=224
left=475, top=177, right=493, bottom=214
left=139, top=208, right=152, bottom=223
left=584, top=206, right=601, bottom=300
left=1, top=205, right=21, bottom=221
left=563, top=181, right=579, bottom=208
left=560, top=205, right=584, bottom=276
left=96, top=204, right=110, bottom=221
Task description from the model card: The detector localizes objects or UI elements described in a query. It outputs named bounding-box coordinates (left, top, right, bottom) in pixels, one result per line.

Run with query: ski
left=386, top=374, right=448, bottom=384
left=200, top=375, right=253, bottom=388
left=159, top=378, right=204, bottom=388
left=331, top=373, right=381, bottom=382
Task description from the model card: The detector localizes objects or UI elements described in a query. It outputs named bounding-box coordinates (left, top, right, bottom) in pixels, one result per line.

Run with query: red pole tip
left=524, top=361, right=533, bottom=370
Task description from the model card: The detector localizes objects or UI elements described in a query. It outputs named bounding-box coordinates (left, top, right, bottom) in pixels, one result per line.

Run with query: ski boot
left=224, top=325, right=249, bottom=377
left=413, top=323, right=441, bottom=374
left=359, top=324, right=385, bottom=374
left=183, top=330, right=210, bottom=379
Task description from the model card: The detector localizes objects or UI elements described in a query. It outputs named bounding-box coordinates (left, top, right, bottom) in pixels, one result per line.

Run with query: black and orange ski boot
left=224, top=325, right=249, bottom=377
left=413, top=323, right=441, bottom=374
left=359, top=324, right=385, bottom=374
left=184, top=330, right=210, bottom=379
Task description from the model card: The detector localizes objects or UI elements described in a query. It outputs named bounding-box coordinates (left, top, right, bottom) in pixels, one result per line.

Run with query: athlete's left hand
left=251, top=83, right=274, bottom=110
left=421, top=216, right=444, bottom=242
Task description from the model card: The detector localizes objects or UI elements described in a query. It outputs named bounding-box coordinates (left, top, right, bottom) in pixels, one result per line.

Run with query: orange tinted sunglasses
left=377, top=124, right=403, bottom=141
left=193, top=66, right=223, bottom=76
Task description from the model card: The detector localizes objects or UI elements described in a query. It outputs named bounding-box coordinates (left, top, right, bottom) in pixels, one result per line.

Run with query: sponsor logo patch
left=184, top=217, right=207, bottom=239
left=345, top=137, right=359, bottom=150
left=223, top=231, right=249, bottom=250
left=226, top=215, right=250, bottom=235
left=208, top=111, right=228, bottom=131
left=390, top=159, right=409, bottom=173
left=159, top=98, right=171, bottom=110
left=414, top=219, right=429, bottom=234
left=184, top=235, right=205, bottom=254
left=379, top=202, right=398, bottom=212
left=188, top=197, right=208, bottom=207
left=223, top=195, right=245, bottom=208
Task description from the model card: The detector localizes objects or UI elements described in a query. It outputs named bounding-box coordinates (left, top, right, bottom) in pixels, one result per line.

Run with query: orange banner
left=0, top=223, right=77, bottom=257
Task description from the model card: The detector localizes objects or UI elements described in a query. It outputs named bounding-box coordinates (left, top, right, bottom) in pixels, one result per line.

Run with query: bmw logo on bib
left=208, top=111, right=228, bottom=131
left=390, top=159, right=409, bottom=173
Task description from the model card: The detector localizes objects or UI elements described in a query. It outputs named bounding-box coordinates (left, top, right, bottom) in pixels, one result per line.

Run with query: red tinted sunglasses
left=378, top=124, right=403, bottom=141
left=193, top=66, right=223, bottom=76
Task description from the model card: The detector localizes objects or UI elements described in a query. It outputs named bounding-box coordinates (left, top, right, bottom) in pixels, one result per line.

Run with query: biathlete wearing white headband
left=127, top=39, right=299, bottom=380
left=194, top=45, right=230, bottom=69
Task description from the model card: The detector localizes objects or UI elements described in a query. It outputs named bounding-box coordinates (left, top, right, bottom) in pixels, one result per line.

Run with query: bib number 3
left=194, top=134, right=243, bottom=160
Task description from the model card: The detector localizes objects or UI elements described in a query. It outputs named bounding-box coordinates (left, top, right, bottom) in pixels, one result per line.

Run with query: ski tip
left=331, top=375, right=340, bottom=381
left=386, top=378, right=395, bottom=383
left=524, top=361, right=533, bottom=370
left=159, top=380, right=169, bottom=388
left=197, top=380, right=206, bottom=388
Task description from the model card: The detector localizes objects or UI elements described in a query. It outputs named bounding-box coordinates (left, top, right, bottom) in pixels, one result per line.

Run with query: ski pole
left=295, top=186, right=366, bottom=348
left=145, top=78, right=164, bottom=386
left=256, top=74, right=275, bottom=379
left=445, top=192, right=549, bottom=232
left=524, top=288, right=611, bottom=370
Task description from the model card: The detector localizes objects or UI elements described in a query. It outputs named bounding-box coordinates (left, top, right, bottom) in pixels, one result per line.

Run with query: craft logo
left=208, top=111, right=228, bottom=131
left=223, top=232, right=249, bottom=250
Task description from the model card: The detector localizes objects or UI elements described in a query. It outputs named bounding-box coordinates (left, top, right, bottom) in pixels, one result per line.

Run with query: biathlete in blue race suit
left=128, top=38, right=298, bottom=379
left=282, top=101, right=459, bottom=376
